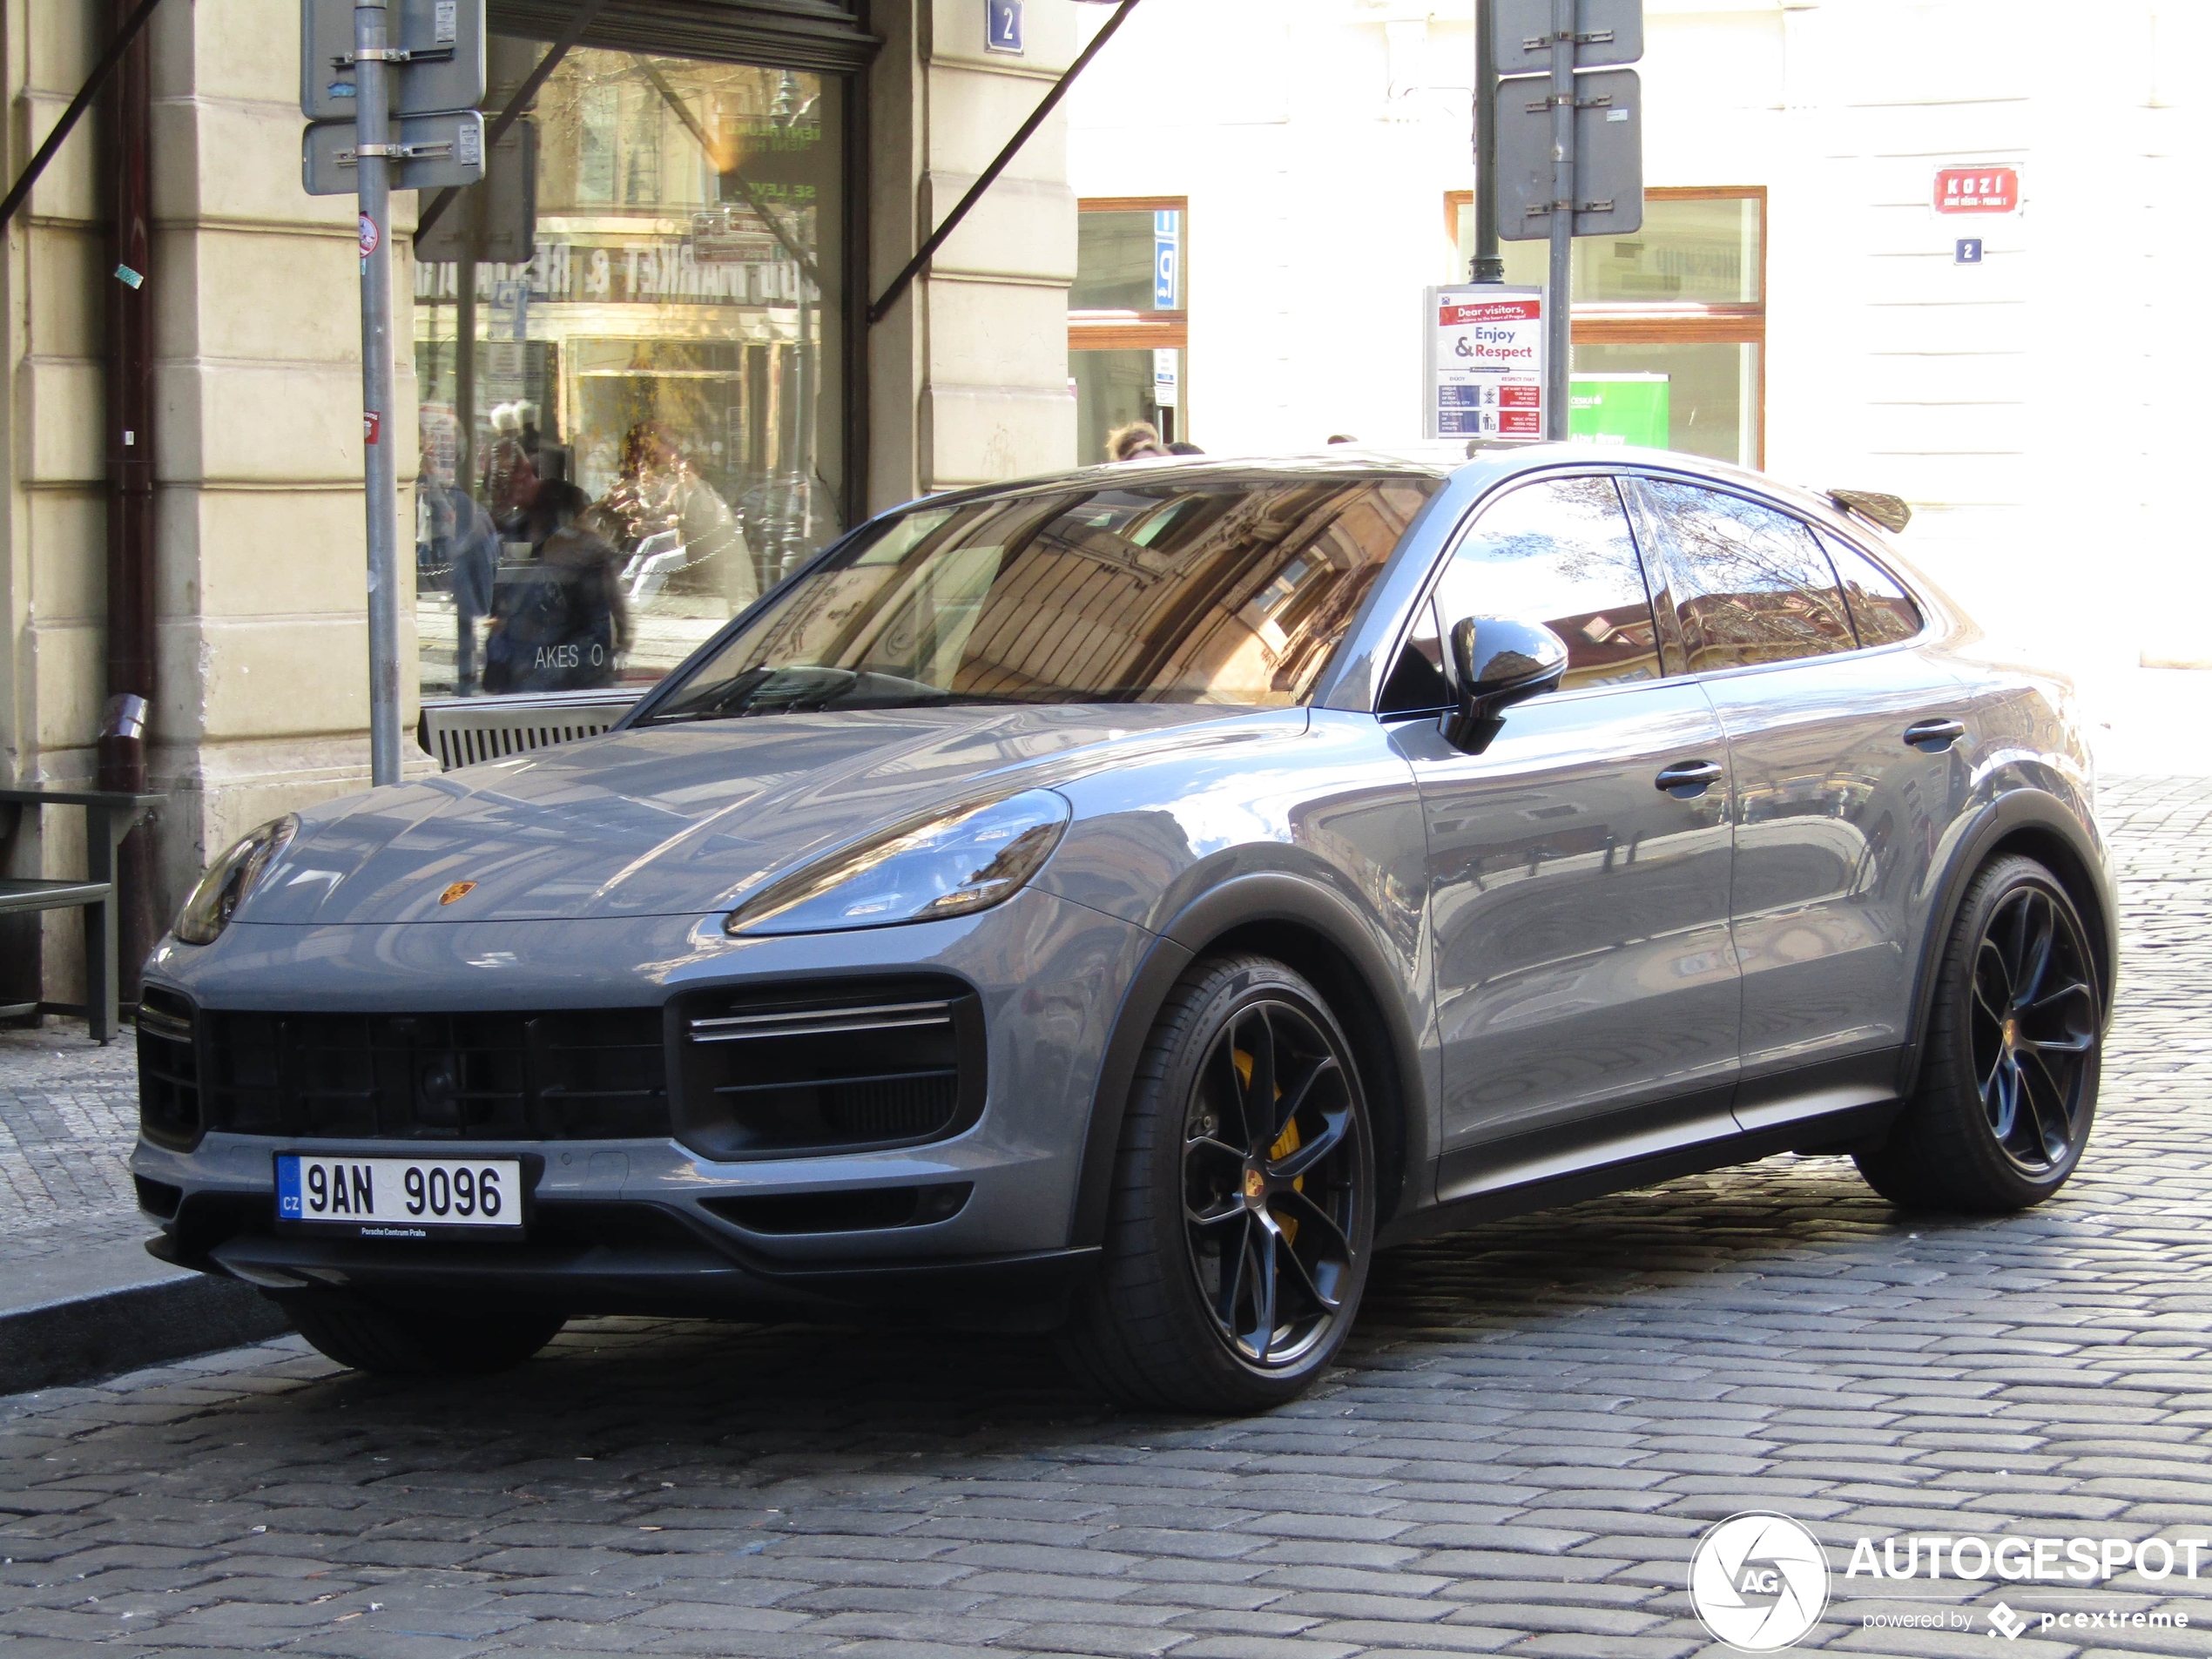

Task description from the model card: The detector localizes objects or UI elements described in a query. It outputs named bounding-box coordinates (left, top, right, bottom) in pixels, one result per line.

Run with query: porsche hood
left=228, top=705, right=1289, bottom=927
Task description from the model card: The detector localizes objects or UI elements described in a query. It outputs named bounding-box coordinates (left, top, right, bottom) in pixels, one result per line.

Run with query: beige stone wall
left=870, top=0, right=1078, bottom=509
left=1, top=0, right=421, bottom=1006
left=3, top=2, right=111, bottom=1001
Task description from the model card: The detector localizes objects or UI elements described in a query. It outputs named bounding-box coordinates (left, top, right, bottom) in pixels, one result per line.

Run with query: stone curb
left=0, top=1239, right=291, bottom=1394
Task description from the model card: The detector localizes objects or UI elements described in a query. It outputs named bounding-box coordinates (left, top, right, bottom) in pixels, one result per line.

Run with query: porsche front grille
left=143, top=1000, right=670, bottom=1142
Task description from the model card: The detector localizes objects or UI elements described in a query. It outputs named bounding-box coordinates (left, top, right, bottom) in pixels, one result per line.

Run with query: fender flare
left=1897, top=786, right=2118, bottom=1099
left=1066, top=872, right=1430, bottom=1249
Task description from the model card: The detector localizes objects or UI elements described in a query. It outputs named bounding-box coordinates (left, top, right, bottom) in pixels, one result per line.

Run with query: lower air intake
left=672, top=977, right=984, bottom=1160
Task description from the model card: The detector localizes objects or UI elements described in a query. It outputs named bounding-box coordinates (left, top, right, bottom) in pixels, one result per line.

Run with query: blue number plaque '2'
left=986, top=0, right=1023, bottom=54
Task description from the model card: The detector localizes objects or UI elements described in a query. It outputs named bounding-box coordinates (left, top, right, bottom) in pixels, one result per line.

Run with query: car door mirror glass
left=1445, top=616, right=1569, bottom=752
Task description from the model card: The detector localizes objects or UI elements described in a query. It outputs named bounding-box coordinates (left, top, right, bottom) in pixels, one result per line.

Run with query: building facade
left=1066, top=0, right=2212, bottom=689
left=2, top=0, right=1087, bottom=1010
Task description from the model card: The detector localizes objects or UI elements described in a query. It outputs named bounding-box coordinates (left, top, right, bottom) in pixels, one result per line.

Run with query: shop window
left=1069, top=198, right=1188, bottom=462
left=1446, top=188, right=1764, bottom=469
left=415, top=44, right=846, bottom=701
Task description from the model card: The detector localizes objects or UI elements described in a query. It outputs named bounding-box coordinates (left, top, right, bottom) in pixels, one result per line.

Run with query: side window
left=1378, top=599, right=1450, bottom=713
left=1640, top=480, right=1855, bottom=671
left=1821, top=532, right=1924, bottom=646
left=1431, top=476, right=1663, bottom=691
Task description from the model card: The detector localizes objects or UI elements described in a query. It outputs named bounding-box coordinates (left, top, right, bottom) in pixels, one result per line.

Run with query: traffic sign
left=415, top=119, right=536, bottom=263
left=303, top=108, right=486, bottom=196
left=1491, top=0, right=1642, bottom=77
left=1494, top=66, right=1642, bottom=239
left=302, top=0, right=483, bottom=120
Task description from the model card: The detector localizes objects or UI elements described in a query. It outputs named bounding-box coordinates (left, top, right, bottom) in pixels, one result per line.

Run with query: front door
left=1626, top=476, right=1966, bottom=1129
left=1404, top=475, right=1740, bottom=1199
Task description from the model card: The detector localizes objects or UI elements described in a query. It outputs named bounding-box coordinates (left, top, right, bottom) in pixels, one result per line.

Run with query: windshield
left=641, top=474, right=1438, bottom=720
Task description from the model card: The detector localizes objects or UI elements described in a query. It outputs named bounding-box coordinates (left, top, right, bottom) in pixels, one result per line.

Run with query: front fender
left=1898, top=786, right=2118, bottom=1099
left=1067, top=869, right=1437, bottom=1248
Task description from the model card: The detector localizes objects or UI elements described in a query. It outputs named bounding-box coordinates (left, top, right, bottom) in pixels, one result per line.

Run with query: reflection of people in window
left=597, top=421, right=754, bottom=614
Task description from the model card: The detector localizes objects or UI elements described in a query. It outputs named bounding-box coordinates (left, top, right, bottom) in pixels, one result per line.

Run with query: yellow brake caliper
left=1233, top=1049, right=1302, bottom=1245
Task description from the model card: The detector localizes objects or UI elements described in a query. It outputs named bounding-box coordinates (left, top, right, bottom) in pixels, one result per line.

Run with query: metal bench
left=0, top=788, right=162, bottom=1043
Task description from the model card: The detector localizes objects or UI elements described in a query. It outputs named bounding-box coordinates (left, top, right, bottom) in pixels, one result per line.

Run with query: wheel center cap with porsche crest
left=438, top=881, right=477, bottom=907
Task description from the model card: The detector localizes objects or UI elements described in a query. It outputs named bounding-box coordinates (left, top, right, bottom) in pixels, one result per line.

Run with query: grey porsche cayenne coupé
left=132, top=443, right=2114, bottom=1412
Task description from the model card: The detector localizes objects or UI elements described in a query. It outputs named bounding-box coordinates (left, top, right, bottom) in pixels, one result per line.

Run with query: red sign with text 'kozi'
left=1934, top=166, right=2020, bottom=214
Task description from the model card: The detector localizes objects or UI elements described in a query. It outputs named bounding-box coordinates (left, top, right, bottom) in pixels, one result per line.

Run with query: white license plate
left=276, top=1154, right=523, bottom=1237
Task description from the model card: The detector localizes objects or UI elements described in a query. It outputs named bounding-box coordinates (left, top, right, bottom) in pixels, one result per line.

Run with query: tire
left=276, top=1295, right=566, bottom=1376
left=1856, top=854, right=2103, bottom=1213
left=1059, top=954, right=1377, bottom=1413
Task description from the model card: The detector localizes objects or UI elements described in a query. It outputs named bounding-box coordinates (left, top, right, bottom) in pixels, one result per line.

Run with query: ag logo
left=438, top=881, right=477, bottom=906
left=1689, top=1512, right=1830, bottom=1651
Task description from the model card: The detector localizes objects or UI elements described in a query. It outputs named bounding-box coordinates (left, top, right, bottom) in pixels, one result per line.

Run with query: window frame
left=1443, top=185, right=1768, bottom=467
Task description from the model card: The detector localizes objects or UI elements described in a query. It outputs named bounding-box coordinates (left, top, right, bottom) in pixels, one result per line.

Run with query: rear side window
left=1639, top=480, right=1855, bottom=671
left=1821, top=532, right=1924, bottom=646
left=1431, top=476, right=1663, bottom=691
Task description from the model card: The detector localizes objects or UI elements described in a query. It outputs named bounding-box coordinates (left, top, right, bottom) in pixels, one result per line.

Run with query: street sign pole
left=1545, top=0, right=1575, bottom=440
left=1472, top=0, right=1502, bottom=283
left=353, top=0, right=402, bottom=786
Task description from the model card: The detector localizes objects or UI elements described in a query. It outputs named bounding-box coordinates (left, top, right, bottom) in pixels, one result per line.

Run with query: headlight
left=726, top=790, right=1071, bottom=936
left=173, top=815, right=299, bottom=945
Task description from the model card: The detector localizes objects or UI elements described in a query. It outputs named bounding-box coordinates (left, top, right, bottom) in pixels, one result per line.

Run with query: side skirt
left=1380, top=1061, right=1905, bottom=1249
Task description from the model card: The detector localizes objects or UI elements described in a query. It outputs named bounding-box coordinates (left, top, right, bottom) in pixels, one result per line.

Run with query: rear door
left=1625, top=475, right=1966, bottom=1130
left=1399, top=474, right=1741, bottom=1198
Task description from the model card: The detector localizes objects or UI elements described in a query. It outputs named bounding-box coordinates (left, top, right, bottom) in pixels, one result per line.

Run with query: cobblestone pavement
left=0, top=1020, right=143, bottom=1264
left=3, top=776, right=2211, bottom=1658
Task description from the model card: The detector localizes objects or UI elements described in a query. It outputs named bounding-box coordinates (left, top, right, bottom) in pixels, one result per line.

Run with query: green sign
left=1569, top=373, right=1669, bottom=448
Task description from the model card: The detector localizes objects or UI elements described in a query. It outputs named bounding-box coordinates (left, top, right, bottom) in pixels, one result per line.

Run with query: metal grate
left=417, top=690, right=640, bottom=772
left=160, top=1003, right=671, bottom=1142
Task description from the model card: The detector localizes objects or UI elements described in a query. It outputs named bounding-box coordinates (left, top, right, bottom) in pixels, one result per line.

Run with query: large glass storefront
left=1450, top=189, right=1765, bottom=469
left=415, top=41, right=845, bottom=699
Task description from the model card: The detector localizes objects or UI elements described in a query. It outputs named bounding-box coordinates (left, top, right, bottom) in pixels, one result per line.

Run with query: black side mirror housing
left=1444, top=616, right=1570, bottom=752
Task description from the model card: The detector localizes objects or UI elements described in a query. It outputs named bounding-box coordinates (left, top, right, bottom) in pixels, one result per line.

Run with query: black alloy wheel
left=1180, top=999, right=1363, bottom=1370
left=1856, top=854, right=2103, bottom=1212
left=1969, top=880, right=2099, bottom=1173
left=1061, top=954, right=1377, bottom=1412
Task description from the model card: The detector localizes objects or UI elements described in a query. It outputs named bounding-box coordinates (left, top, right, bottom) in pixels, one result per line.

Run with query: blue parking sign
left=986, top=0, right=1023, bottom=54
left=1154, top=210, right=1181, bottom=309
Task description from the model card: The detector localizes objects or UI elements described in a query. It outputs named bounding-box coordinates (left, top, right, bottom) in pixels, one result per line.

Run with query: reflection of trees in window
left=1644, top=481, right=1854, bottom=668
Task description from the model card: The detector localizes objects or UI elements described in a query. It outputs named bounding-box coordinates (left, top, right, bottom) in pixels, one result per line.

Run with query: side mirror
left=1445, top=616, right=1570, bottom=752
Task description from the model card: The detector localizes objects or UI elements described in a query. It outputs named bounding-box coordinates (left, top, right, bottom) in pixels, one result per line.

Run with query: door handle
left=1655, top=759, right=1724, bottom=799
left=1904, top=718, right=1966, bottom=752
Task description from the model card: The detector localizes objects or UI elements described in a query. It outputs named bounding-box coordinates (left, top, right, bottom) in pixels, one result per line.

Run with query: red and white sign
left=1427, top=286, right=1546, bottom=442
left=1933, top=166, right=2020, bottom=215
left=362, top=411, right=381, bottom=446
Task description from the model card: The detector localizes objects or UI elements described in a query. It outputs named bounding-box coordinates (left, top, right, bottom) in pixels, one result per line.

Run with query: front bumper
left=129, top=888, right=1150, bottom=1321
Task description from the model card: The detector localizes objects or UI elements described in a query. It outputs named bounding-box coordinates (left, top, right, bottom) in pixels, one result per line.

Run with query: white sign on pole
left=1153, top=347, right=1181, bottom=409
left=1425, top=285, right=1546, bottom=441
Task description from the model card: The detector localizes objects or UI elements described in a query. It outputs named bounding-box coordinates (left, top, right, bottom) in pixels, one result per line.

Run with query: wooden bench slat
left=0, top=878, right=113, bottom=915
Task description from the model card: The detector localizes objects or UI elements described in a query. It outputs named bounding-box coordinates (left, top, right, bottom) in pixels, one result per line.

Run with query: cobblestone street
left=3, top=775, right=2209, bottom=1657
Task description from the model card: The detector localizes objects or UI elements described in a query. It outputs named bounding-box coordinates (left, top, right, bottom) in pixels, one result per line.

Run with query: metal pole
left=1472, top=0, right=1502, bottom=283
left=1545, top=0, right=1575, bottom=440
left=355, top=1, right=402, bottom=785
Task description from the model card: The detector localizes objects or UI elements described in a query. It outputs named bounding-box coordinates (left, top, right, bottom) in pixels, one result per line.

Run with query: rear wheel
left=1856, top=854, right=2102, bottom=1212
left=1060, top=954, right=1375, bottom=1413
left=277, top=1296, right=565, bottom=1376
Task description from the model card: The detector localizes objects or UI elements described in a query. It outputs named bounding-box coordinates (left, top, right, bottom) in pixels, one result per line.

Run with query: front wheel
left=277, top=1295, right=565, bottom=1376
left=1856, top=854, right=2103, bottom=1212
left=1059, top=954, right=1376, bottom=1413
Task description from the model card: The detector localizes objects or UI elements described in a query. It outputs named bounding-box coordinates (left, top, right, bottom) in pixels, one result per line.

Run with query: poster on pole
left=1425, top=285, right=1546, bottom=441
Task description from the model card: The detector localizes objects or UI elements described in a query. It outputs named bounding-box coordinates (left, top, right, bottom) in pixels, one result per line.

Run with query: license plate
left=275, top=1154, right=523, bottom=1238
